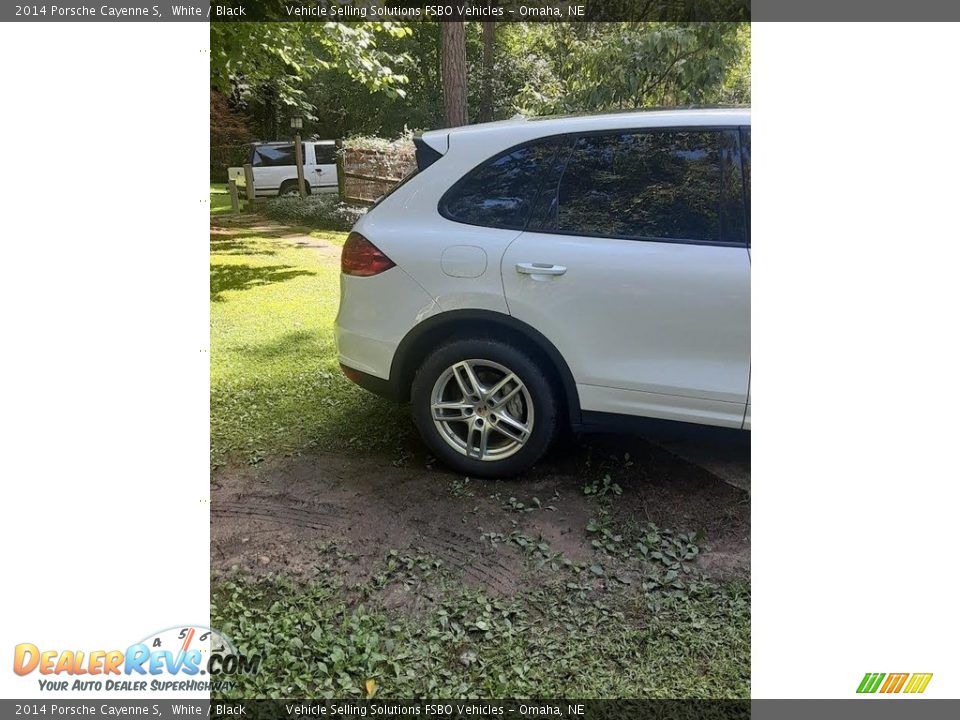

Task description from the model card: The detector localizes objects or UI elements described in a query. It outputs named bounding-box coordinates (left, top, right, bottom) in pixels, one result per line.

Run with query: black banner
left=207, top=0, right=749, bottom=22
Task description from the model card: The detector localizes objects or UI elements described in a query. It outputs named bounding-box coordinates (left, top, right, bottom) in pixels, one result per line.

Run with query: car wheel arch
left=390, top=309, right=581, bottom=428
left=279, top=179, right=310, bottom=196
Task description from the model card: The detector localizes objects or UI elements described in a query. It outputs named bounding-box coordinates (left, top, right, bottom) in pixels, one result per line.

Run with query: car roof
left=420, top=107, right=749, bottom=155
left=455, top=107, right=748, bottom=134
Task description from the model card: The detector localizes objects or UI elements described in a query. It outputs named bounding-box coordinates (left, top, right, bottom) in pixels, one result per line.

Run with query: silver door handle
left=516, top=262, right=567, bottom=276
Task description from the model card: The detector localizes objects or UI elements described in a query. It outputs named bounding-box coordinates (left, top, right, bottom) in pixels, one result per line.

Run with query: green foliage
left=264, top=194, right=367, bottom=231
left=211, top=561, right=749, bottom=699
left=211, top=22, right=750, bottom=142
left=719, top=24, right=751, bottom=104
left=297, top=22, right=750, bottom=136
left=294, top=25, right=443, bottom=138
left=211, top=23, right=413, bottom=131
left=509, top=23, right=749, bottom=115
left=582, top=474, right=623, bottom=497
left=343, top=132, right=415, bottom=153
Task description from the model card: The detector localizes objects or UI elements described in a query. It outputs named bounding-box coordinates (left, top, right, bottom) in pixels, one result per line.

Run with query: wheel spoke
left=477, top=423, right=491, bottom=459
left=431, top=401, right=473, bottom=421
left=486, top=372, right=518, bottom=404
left=464, top=420, right=493, bottom=459
left=464, top=423, right=477, bottom=458
left=491, top=381, right=523, bottom=410
left=452, top=361, right=483, bottom=401
left=492, top=411, right=530, bottom=444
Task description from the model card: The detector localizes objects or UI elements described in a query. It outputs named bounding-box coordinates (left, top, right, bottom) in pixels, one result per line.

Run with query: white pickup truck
left=228, top=141, right=338, bottom=197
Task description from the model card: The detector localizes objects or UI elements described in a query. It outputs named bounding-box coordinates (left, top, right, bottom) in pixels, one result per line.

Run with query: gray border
left=753, top=0, right=960, bottom=20
left=754, top=699, right=960, bottom=719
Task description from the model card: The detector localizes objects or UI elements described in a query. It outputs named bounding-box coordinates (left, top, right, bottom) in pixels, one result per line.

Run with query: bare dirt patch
left=211, top=431, right=750, bottom=596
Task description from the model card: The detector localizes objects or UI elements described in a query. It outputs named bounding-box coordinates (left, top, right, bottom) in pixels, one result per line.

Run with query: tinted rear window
left=250, top=143, right=310, bottom=167
left=740, top=127, right=750, bottom=239
left=314, top=145, right=336, bottom=165
left=251, top=144, right=295, bottom=168
left=441, top=139, right=562, bottom=230
left=550, top=130, right=730, bottom=243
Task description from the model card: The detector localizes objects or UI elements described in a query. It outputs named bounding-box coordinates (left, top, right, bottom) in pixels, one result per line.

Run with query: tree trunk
left=480, top=22, right=496, bottom=122
left=440, top=21, right=468, bottom=127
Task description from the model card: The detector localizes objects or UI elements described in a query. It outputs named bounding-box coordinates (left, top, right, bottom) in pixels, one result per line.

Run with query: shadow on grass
left=210, top=237, right=280, bottom=256
left=238, top=329, right=321, bottom=361
left=211, top=325, right=418, bottom=466
left=210, top=264, right=316, bottom=302
left=210, top=226, right=317, bottom=242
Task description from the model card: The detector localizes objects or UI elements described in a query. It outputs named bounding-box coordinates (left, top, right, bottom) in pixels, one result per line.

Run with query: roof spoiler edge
left=413, top=132, right=448, bottom=171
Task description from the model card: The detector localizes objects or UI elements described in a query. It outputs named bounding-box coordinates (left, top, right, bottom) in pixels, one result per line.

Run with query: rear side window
left=314, top=145, right=336, bottom=165
left=251, top=144, right=294, bottom=167
left=538, top=129, right=745, bottom=245
left=441, top=139, right=561, bottom=230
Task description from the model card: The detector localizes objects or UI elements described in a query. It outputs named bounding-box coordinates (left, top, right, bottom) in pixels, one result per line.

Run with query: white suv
left=335, top=109, right=750, bottom=477
left=228, top=141, right=338, bottom=197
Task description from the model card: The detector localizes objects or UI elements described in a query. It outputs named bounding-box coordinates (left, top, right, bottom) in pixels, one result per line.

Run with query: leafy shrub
left=264, top=194, right=367, bottom=231
left=345, top=132, right=416, bottom=155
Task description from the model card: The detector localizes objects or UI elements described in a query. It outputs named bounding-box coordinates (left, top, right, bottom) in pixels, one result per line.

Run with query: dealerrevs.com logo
left=13, top=625, right=261, bottom=693
left=857, top=672, right=933, bottom=695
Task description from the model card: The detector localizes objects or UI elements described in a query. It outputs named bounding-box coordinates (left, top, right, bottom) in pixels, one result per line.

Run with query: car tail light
left=341, top=232, right=396, bottom=277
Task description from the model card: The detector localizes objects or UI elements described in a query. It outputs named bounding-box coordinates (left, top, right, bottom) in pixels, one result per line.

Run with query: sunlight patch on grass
left=210, top=226, right=410, bottom=467
left=210, top=183, right=235, bottom=216
left=310, top=229, right=349, bottom=246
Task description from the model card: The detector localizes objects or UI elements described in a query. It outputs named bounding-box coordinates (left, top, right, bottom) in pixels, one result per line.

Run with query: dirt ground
left=211, top=429, right=750, bottom=596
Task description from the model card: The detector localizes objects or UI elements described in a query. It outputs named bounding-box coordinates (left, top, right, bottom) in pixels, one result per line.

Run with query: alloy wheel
left=429, top=359, right=534, bottom=462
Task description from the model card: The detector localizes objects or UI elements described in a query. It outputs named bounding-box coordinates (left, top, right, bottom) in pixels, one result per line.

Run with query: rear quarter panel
left=353, top=138, right=537, bottom=315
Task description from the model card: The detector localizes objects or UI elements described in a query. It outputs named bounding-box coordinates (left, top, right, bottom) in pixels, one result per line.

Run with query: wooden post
left=228, top=179, right=240, bottom=214
left=335, top=139, right=346, bottom=201
left=294, top=134, right=306, bottom=199
left=243, top=163, right=255, bottom=204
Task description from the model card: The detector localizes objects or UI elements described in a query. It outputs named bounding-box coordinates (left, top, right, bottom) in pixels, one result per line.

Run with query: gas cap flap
left=441, top=245, right=488, bottom=278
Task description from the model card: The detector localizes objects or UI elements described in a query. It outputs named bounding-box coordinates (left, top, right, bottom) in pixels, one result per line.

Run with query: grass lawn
left=210, top=183, right=236, bottom=216
left=213, top=566, right=749, bottom=699
left=210, top=215, right=410, bottom=468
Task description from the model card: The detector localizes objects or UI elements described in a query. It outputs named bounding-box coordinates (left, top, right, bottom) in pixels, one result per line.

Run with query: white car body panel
left=335, top=109, right=751, bottom=431
left=355, top=208, right=518, bottom=315
left=335, top=268, right=439, bottom=379
left=578, top=384, right=747, bottom=428
left=743, top=383, right=751, bottom=430
left=501, top=233, right=750, bottom=421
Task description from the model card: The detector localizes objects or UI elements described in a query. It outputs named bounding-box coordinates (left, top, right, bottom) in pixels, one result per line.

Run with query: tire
left=279, top=180, right=308, bottom=196
left=411, top=338, right=559, bottom=478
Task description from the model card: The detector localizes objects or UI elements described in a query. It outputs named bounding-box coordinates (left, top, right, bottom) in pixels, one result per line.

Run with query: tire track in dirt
left=413, top=526, right=522, bottom=595
left=213, top=494, right=347, bottom=532
left=211, top=441, right=750, bottom=592
left=213, top=504, right=335, bottom=533
left=211, top=468, right=531, bottom=593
